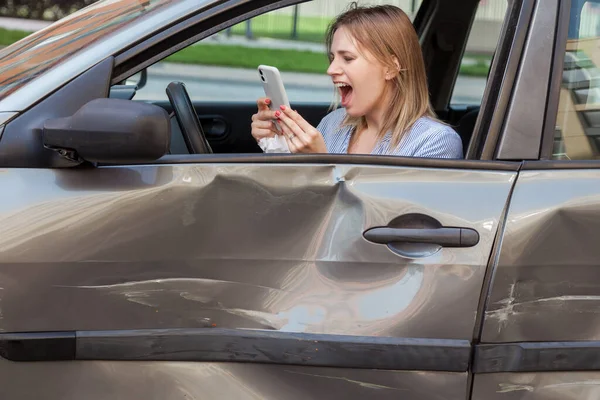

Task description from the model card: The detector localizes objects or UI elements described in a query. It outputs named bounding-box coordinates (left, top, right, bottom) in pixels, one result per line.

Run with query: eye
left=343, top=56, right=354, bottom=62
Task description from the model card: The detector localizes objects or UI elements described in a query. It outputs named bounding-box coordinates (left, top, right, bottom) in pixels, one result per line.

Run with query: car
left=0, top=0, right=599, bottom=398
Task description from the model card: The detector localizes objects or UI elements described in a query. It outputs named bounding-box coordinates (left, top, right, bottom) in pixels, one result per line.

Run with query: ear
left=392, top=56, right=401, bottom=72
left=385, top=56, right=402, bottom=80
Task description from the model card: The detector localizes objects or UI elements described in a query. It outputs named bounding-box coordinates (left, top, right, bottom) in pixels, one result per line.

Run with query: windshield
left=0, top=0, right=175, bottom=101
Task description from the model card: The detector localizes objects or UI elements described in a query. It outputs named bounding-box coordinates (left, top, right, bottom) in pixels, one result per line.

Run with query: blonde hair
left=325, top=2, right=437, bottom=150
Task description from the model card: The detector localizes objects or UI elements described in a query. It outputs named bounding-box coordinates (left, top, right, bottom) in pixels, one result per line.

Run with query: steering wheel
left=166, top=81, right=213, bottom=154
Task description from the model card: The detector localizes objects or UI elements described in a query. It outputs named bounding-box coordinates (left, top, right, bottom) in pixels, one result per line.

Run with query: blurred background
left=0, top=0, right=510, bottom=104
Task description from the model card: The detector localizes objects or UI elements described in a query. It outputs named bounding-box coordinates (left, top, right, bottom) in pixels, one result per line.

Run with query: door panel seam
left=466, top=161, right=523, bottom=399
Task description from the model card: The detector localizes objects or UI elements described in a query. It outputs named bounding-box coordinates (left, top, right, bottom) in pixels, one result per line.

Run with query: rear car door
left=0, top=0, right=522, bottom=399
left=473, top=0, right=600, bottom=398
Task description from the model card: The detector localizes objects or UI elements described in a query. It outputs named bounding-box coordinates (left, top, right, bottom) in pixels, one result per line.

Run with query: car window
left=134, top=0, right=425, bottom=104
left=0, top=0, right=175, bottom=100
left=551, top=0, right=600, bottom=160
left=134, top=0, right=508, bottom=107
left=450, top=0, right=509, bottom=105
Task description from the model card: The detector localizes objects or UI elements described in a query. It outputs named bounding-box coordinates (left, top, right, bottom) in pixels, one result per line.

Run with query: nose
left=327, top=58, right=342, bottom=77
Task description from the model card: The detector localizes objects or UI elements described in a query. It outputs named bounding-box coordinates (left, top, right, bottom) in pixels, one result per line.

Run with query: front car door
left=0, top=0, right=526, bottom=399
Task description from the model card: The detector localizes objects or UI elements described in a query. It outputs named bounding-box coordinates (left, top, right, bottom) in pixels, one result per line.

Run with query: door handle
left=363, top=227, right=479, bottom=248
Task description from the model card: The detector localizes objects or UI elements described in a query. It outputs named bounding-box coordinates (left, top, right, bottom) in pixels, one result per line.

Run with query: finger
left=278, top=121, right=309, bottom=153
left=257, top=109, right=277, bottom=121
left=277, top=118, right=294, bottom=138
left=280, top=106, right=317, bottom=136
left=257, top=97, right=272, bottom=112
left=253, top=120, right=276, bottom=130
left=283, top=132, right=299, bottom=153
left=276, top=110, right=309, bottom=145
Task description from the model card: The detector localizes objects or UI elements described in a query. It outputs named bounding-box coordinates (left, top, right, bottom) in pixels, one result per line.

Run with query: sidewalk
left=0, top=16, right=51, bottom=31
left=150, top=61, right=333, bottom=88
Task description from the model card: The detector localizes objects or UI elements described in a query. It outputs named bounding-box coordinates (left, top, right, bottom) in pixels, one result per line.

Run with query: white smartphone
left=256, top=65, right=291, bottom=152
left=258, top=65, right=290, bottom=116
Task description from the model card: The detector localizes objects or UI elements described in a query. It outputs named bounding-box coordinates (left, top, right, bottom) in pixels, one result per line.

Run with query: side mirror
left=42, top=98, right=170, bottom=164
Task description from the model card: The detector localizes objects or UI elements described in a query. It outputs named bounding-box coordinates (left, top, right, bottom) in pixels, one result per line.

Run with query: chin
left=344, top=106, right=364, bottom=118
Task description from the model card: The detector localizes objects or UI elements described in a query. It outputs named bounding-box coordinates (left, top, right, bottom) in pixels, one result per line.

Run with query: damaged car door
left=0, top=158, right=517, bottom=399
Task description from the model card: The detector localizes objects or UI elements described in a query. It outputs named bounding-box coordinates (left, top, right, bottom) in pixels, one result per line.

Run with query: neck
left=363, top=90, right=391, bottom=135
left=364, top=107, right=385, bottom=134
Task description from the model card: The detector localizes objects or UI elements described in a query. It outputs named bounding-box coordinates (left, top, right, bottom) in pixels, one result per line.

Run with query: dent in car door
left=0, top=160, right=516, bottom=399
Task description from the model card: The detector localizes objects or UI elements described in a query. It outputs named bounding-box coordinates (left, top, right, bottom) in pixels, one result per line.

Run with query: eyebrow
left=328, top=50, right=356, bottom=58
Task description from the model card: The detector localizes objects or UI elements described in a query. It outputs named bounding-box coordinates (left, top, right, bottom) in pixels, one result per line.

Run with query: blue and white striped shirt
left=317, top=108, right=463, bottom=158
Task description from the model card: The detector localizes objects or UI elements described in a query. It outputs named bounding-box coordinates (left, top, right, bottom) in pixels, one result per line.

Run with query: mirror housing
left=125, top=68, right=147, bottom=89
left=43, top=98, right=170, bottom=164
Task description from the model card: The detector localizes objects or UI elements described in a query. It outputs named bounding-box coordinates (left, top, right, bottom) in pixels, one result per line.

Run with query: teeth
left=335, top=83, right=350, bottom=88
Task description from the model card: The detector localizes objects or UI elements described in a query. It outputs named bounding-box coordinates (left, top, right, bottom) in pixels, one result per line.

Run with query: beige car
left=1, top=0, right=600, bottom=399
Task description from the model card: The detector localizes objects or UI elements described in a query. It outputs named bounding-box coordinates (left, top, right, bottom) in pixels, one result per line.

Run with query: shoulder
left=403, top=117, right=463, bottom=159
left=317, top=107, right=347, bottom=134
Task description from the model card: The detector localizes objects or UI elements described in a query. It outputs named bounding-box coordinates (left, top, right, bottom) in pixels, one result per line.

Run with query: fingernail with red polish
left=275, top=111, right=280, bottom=117
left=280, top=105, right=286, bottom=110
left=265, top=98, right=271, bottom=104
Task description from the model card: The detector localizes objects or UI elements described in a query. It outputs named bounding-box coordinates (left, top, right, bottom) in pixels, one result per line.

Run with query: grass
left=229, top=14, right=331, bottom=44
left=0, top=26, right=491, bottom=77
left=460, top=59, right=491, bottom=77
left=166, top=44, right=330, bottom=74
left=0, top=27, right=30, bottom=46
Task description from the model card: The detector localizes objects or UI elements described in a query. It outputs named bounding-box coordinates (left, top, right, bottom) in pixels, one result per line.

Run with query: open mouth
left=335, top=82, right=353, bottom=106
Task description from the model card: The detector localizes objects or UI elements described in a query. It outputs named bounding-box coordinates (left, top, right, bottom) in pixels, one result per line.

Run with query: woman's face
left=327, top=26, right=391, bottom=118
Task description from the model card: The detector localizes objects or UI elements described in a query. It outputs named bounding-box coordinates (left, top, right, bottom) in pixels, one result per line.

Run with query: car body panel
left=0, top=113, right=18, bottom=127
left=0, top=164, right=514, bottom=337
left=472, top=372, right=600, bottom=400
left=0, top=162, right=514, bottom=399
left=496, top=0, right=558, bottom=160
left=0, top=357, right=468, bottom=400
left=481, top=169, right=600, bottom=342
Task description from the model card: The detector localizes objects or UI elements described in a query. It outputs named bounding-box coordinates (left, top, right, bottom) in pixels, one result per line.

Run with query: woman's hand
left=275, top=105, right=328, bottom=153
left=251, top=97, right=279, bottom=142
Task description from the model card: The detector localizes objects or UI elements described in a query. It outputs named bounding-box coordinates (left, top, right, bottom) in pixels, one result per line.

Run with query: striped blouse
left=316, top=108, right=463, bottom=158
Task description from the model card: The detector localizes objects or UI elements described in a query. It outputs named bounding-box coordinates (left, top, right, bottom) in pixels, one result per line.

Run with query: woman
left=251, top=3, right=463, bottom=158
